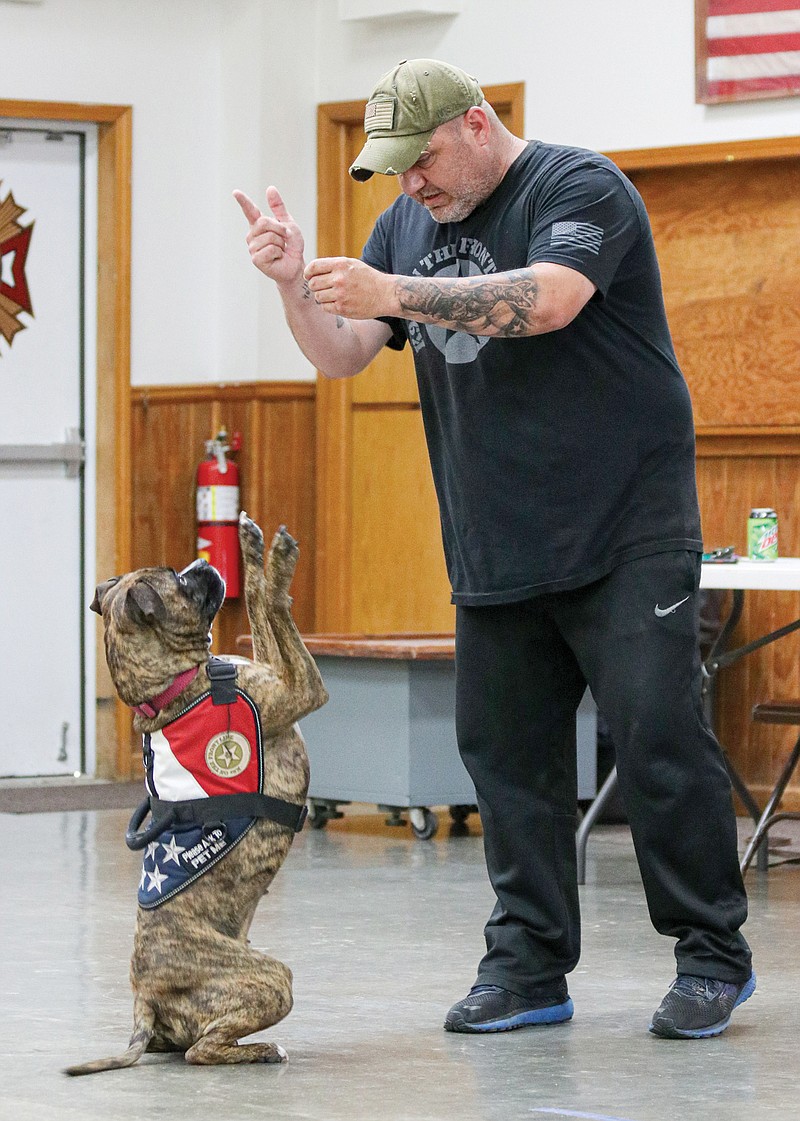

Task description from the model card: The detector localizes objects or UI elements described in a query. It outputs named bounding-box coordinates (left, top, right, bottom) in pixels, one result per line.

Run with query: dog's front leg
left=239, top=513, right=327, bottom=722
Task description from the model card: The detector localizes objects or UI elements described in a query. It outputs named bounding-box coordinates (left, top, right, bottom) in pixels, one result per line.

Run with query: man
left=234, top=58, right=755, bottom=1040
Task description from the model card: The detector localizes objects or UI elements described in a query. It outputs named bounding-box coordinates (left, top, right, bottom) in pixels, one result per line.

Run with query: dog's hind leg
left=184, top=961, right=293, bottom=1067
left=185, top=1033, right=288, bottom=1066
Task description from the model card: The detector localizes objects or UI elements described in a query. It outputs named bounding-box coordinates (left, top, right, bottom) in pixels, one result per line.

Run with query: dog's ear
left=124, top=581, right=168, bottom=626
left=90, top=577, right=120, bottom=615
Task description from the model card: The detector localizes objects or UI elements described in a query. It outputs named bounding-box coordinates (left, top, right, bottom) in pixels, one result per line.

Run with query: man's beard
left=425, top=195, right=483, bottom=223
left=420, top=168, right=498, bottom=224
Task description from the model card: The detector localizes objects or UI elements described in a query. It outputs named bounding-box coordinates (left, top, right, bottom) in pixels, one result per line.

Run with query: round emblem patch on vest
left=205, top=732, right=251, bottom=778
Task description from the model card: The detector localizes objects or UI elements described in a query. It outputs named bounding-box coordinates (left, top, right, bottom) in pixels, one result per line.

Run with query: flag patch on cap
left=364, top=97, right=396, bottom=133
left=550, top=220, right=604, bottom=255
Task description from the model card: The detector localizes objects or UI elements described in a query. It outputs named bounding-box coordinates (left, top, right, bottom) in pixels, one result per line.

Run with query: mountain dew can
left=748, top=508, right=778, bottom=561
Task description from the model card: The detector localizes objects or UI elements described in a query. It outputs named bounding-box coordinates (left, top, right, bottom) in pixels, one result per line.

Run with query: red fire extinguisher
left=196, top=428, right=242, bottom=598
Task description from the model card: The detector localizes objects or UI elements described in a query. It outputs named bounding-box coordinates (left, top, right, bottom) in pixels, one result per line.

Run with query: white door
left=0, top=124, right=97, bottom=777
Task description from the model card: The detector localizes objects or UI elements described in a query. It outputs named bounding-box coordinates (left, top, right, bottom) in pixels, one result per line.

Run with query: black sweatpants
left=455, top=550, right=752, bottom=996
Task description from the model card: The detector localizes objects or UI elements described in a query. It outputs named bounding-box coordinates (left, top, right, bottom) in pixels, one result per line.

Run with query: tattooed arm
left=395, top=264, right=596, bottom=336
left=305, top=257, right=596, bottom=337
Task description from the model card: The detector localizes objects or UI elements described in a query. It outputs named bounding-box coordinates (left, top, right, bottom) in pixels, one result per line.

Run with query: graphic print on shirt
left=408, top=237, right=498, bottom=364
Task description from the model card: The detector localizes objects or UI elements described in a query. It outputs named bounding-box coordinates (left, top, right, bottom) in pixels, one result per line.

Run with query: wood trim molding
left=697, top=430, right=800, bottom=458
left=315, top=82, right=525, bottom=632
left=0, top=97, right=132, bottom=779
left=132, top=381, right=315, bottom=405
left=0, top=99, right=130, bottom=125
left=606, top=134, right=800, bottom=172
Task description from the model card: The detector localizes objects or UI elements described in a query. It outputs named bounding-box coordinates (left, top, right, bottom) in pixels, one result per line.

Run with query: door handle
left=0, top=427, right=85, bottom=477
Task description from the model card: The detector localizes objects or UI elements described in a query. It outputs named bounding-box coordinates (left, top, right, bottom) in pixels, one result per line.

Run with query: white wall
left=217, top=0, right=319, bottom=383
left=0, top=0, right=319, bottom=385
left=1, top=0, right=798, bottom=386
left=315, top=0, right=800, bottom=151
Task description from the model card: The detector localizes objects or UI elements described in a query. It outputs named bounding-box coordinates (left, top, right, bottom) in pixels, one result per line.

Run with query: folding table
left=576, top=558, right=800, bottom=880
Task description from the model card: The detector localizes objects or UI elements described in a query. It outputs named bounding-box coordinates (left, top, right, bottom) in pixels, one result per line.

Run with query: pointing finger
left=233, top=190, right=262, bottom=225
left=266, top=185, right=293, bottom=223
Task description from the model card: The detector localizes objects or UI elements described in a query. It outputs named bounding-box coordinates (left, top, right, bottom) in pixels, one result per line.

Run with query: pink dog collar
left=132, top=666, right=200, bottom=719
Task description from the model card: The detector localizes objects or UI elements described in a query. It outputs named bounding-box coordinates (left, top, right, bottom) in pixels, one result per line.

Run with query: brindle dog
left=64, top=512, right=327, bottom=1074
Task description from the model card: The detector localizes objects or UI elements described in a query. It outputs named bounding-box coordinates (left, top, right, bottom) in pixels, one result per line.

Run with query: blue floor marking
left=532, top=1110, right=637, bottom=1121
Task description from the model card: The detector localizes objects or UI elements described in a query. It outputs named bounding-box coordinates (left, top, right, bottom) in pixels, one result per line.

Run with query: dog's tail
left=63, top=1004, right=156, bottom=1076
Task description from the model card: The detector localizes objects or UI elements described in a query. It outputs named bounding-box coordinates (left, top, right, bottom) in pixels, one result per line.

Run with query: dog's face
left=91, top=559, right=226, bottom=707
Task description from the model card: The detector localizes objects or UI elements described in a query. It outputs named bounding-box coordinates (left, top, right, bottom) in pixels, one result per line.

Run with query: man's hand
left=233, top=186, right=305, bottom=286
left=304, top=257, right=396, bottom=320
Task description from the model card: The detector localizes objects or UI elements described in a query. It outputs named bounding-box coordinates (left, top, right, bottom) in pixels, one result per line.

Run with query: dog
left=64, top=512, right=327, bottom=1074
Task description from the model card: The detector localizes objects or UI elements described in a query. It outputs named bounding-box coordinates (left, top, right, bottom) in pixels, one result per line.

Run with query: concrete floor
left=2, top=803, right=798, bottom=1121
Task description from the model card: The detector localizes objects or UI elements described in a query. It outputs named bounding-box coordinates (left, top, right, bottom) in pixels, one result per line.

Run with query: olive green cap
left=349, top=58, right=484, bottom=182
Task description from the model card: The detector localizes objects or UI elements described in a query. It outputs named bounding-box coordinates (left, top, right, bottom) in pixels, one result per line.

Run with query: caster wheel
left=448, top=804, right=476, bottom=826
left=306, top=800, right=344, bottom=829
left=378, top=805, right=407, bottom=828
left=409, top=807, right=439, bottom=840
left=306, top=800, right=329, bottom=829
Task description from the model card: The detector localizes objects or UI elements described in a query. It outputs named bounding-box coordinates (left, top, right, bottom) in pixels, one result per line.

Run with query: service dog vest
left=135, top=660, right=305, bottom=909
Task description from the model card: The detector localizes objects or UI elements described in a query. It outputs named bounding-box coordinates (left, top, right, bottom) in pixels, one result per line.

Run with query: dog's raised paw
left=238, top=511, right=265, bottom=564
left=268, top=526, right=299, bottom=580
left=271, top=525, right=298, bottom=555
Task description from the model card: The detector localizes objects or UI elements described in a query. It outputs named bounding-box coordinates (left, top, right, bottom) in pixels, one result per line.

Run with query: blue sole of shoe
left=648, top=972, right=756, bottom=1039
left=445, top=997, right=574, bottom=1034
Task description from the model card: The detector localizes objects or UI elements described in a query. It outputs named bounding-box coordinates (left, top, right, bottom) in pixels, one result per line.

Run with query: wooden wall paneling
left=350, top=407, right=454, bottom=633
left=315, top=83, right=525, bottom=634
left=315, top=374, right=353, bottom=632
left=696, top=439, right=800, bottom=808
left=132, top=394, right=214, bottom=568
left=253, top=393, right=318, bottom=633
left=130, top=383, right=316, bottom=773
left=631, top=158, right=800, bottom=429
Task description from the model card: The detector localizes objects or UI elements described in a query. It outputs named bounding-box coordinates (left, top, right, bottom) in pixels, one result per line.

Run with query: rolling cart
left=296, top=635, right=597, bottom=841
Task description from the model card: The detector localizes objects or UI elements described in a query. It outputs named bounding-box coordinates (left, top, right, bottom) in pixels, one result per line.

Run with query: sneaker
left=649, top=972, right=756, bottom=1039
left=444, top=980, right=574, bottom=1034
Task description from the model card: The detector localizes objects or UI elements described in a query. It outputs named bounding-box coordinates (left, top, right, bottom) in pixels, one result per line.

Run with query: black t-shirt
left=361, top=141, right=703, bottom=605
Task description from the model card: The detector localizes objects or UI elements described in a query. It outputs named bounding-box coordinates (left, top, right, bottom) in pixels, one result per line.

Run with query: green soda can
left=747, top=508, right=778, bottom=561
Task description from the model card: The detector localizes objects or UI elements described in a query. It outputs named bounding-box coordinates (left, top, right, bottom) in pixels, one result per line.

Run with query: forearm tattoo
left=396, top=268, right=540, bottom=336
left=304, top=281, right=344, bottom=328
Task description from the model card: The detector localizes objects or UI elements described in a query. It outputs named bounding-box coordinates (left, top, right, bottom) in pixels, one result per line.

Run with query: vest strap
left=206, top=657, right=238, bottom=705
left=150, top=792, right=308, bottom=834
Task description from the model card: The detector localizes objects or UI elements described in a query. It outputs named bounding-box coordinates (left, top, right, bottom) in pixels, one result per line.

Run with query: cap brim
left=348, top=129, right=435, bottom=181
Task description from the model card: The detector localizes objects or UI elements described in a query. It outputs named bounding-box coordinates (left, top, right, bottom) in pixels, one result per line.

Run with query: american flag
left=550, top=220, right=604, bottom=256
left=696, top=0, right=800, bottom=103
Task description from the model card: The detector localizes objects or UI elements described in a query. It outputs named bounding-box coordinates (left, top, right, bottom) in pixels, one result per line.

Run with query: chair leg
left=725, top=754, right=769, bottom=873
left=740, top=733, right=800, bottom=874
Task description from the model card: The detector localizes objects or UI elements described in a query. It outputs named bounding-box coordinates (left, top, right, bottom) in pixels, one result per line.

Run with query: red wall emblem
left=0, top=181, right=34, bottom=353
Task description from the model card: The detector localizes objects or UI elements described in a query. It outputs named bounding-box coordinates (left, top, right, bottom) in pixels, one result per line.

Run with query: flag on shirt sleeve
left=696, top=0, right=800, bottom=103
